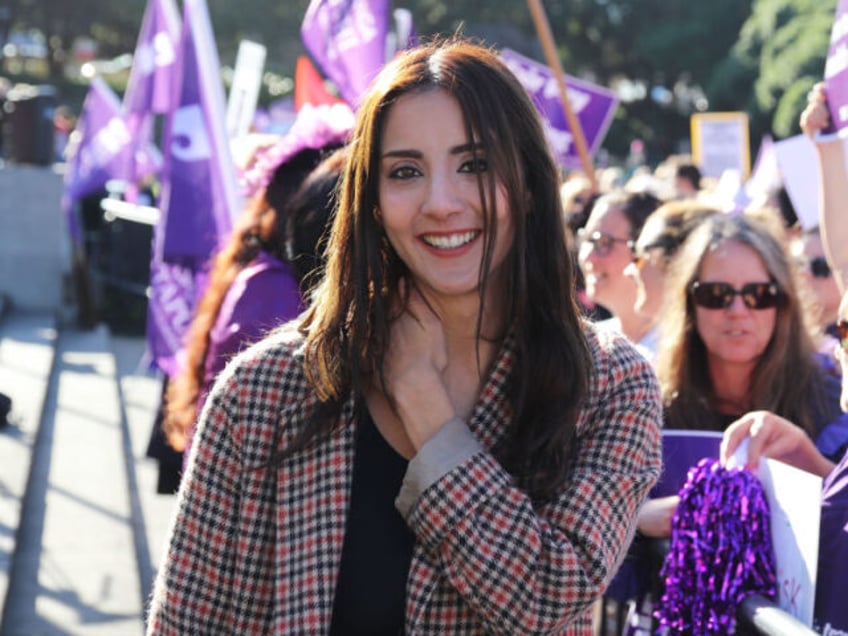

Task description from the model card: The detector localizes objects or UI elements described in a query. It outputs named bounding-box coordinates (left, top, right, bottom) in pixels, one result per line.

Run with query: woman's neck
left=707, top=357, right=754, bottom=414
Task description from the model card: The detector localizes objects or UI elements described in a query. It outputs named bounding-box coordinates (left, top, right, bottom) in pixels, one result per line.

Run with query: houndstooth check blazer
left=146, top=321, right=662, bottom=635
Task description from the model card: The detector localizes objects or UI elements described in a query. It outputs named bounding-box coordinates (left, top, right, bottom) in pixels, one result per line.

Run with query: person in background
left=146, top=38, right=662, bottom=634
left=791, top=226, right=842, bottom=353
left=162, top=147, right=346, bottom=460
left=577, top=189, right=663, bottom=346
left=673, top=161, right=702, bottom=200
left=623, top=200, right=720, bottom=362
left=639, top=212, right=848, bottom=539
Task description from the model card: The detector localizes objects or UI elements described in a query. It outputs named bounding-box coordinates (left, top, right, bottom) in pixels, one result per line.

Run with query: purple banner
left=650, top=430, right=723, bottom=498
left=824, top=0, right=848, bottom=136
left=499, top=48, right=619, bottom=171
left=62, top=78, right=160, bottom=244
left=301, top=0, right=390, bottom=108
left=157, top=0, right=238, bottom=266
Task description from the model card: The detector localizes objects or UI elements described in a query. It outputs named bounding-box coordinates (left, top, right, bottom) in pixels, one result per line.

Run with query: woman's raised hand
left=382, top=282, right=456, bottom=450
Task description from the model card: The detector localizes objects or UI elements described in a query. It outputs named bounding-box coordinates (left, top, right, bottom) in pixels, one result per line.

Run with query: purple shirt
left=184, top=251, right=303, bottom=466
left=202, top=251, right=303, bottom=394
left=815, top=450, right=848, bottom=634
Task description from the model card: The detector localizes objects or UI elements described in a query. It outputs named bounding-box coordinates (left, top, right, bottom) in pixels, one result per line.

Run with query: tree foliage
left=3, top=0, right=840, bottom=163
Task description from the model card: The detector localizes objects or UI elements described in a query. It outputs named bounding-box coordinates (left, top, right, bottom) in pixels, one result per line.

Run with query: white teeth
left=421, top=231, right=479, bottom=249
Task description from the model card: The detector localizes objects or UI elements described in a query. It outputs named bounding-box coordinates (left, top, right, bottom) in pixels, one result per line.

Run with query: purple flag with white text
left=500, top=48, right=619, bottom=171
left=146, top=258, right=205, bottom=377
left=123, top=0, right=181, bottom=116
left=147, top=0, right=238, bottom=372
left=157, top=0, right=238, bottom=266
left=301, top=0, right=390, bottom=108
left=62, top=77, right=160, bottom=244
left=824, top=0, right=848, bottom=136
left=117, top=0, right=180, bottom=187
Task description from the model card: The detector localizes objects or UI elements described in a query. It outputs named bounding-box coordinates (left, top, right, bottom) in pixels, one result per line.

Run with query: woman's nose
left=422, top=172, right=463, bottom=217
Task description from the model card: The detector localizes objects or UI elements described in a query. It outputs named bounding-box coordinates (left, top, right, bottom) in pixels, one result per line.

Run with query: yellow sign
left=691, top=112, right=751, bottom=180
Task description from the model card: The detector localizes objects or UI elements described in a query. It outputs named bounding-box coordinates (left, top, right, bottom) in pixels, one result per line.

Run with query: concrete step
left=0, top=312, right=58, bottom=620
left=0, top=322, right=174, bottom=635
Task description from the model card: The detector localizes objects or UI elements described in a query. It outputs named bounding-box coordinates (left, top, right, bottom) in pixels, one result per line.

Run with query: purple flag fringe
left=654, top=458, right=777, bottom=635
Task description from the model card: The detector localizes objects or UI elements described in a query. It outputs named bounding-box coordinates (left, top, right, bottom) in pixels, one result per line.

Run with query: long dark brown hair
left=295, top=37, right=592, bottom=502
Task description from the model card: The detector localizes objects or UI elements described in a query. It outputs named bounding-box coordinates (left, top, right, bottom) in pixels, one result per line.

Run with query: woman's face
left=694, top=240, right=778, bottom=372
left=377, top=88, right=514, bottom=306
left=625, top=215, right=668, bottom=315
left=792, top=233, right=841, bottom=328
left=577, top=201, right=636, bottom=315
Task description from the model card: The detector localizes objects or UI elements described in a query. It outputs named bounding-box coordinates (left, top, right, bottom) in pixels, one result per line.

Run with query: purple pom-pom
left=654, top=458, right=777, bottom=634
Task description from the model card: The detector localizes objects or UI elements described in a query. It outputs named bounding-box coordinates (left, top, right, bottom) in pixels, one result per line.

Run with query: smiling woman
left=146, top=36, right=662, bottom=635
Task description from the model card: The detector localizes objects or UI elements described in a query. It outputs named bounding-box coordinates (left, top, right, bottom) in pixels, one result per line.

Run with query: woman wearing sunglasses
left=636, top=213, right=848, bottom=540
left=790, top=227, right=843, bottom=356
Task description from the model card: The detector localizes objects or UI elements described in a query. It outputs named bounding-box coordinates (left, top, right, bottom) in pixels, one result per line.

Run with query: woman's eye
left=459, top=157, right=488, bottom=173
left=388, top=165, right=420, bottom=179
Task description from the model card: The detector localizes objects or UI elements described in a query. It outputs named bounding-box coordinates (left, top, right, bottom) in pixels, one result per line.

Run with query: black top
left=329, top=411, right=415, bottom=636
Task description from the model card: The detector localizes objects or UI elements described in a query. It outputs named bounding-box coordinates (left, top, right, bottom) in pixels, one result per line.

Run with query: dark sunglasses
left=690, top=281, right=782, bottom=310
left=838, top=320, right=848, bottom=354
left=808, top=256, right=832, bottom=279
left=577, top=229, right=634, bottom=257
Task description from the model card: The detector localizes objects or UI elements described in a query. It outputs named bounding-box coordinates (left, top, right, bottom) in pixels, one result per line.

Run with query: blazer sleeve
left=146, top=368, right=244, bottom=634
left=404, top=335, right=663, bottom=634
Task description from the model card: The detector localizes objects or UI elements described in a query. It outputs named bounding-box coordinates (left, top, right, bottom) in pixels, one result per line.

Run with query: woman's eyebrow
left=381, top=142, right=484, bottom=160
left=381, top=148, right=422, bottom=159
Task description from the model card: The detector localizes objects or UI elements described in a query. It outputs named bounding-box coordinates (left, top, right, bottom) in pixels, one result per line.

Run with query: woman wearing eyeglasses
left=577, top=190, right=663, bottom=351
left=637, top=213, right=848, bottom=540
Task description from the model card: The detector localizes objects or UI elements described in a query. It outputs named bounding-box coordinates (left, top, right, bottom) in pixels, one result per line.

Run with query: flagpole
left=526, top=0, right=597, bottom=191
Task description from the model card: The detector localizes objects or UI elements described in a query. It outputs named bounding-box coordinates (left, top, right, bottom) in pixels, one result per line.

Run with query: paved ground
left=0, top=314, right=177, bottom=635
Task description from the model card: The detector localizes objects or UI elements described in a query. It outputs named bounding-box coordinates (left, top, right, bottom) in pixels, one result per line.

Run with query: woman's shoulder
left=201, top=322, right=318, bottom=460
left=212, top=322, right=312, bottom=407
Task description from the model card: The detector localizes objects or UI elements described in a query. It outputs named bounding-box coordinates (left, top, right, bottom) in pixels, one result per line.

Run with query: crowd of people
left=140, top=37, right=846, bottom=636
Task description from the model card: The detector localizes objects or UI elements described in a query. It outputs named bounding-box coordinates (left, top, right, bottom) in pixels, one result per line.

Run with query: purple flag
left=147, top=0, right=238, bottom=372
left=500, top=48, right=619, bottom=171
left=115, top=0, right=180, bottom=188
left=123, top=0, right=181, bottom=116
left=824, top=0, right=848, bottom=137
left=157, top=0, right=238, bottom=266
left=62, top=77, right=160, bottom=244
left=301, top=0, right=390, bottom=108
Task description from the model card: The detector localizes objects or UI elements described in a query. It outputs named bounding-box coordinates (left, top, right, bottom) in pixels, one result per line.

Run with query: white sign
left=226, top=40, right=267, bottom=140
left=730, top=440, right=823, bottom=626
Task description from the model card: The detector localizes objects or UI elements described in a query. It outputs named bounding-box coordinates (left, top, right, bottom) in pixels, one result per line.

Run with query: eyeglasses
left=838, top=320, right=848, bottom=354
left=808, top=256, right=832, bottom=279
left=577, top=229, right=634, bottom=257
left=689, top=281, right=782, bottom=310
